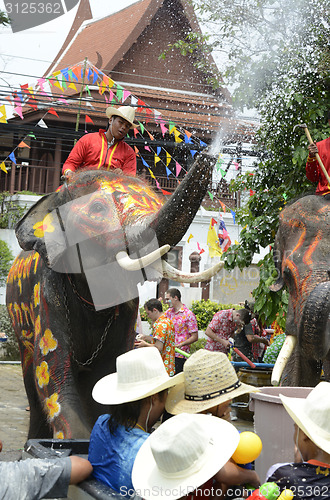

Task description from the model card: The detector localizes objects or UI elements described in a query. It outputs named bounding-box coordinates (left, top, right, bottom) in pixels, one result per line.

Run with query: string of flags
left=0, top=59, right=246, bottom=216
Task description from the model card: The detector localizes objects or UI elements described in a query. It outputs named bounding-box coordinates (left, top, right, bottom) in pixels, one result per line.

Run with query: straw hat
left=105, top=105, right=139, bottom=129
left=165, top=349, right=259, bottom=414
left=280, top=382, right=330, bottom=455
left=132, top=413, right=240, bottom=500
left=92, top=348, right=184, bottom=405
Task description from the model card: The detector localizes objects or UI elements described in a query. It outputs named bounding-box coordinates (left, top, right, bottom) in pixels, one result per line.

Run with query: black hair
left=167, top=288, right=181, bottom=301
left=237, top=308, right=252, bottom=325
left=145, top=299, right=163, bottom=313
left=108, top=389, right=168, bottom=434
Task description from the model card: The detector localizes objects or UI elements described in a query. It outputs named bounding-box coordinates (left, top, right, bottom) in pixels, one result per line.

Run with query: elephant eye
left=89, top=201, right=107, bottom=215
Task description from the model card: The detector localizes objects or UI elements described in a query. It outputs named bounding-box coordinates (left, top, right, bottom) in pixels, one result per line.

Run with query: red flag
left=48, top=107, right=59, bottom=117
left=85, top=115, right=94, bottom=124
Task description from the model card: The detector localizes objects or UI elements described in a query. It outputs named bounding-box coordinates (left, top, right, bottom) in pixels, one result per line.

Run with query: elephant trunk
left=149, top=153, right=213, bottom=248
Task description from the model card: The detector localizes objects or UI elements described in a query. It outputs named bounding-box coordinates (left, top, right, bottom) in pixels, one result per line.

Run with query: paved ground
left=0, top=363, right=253, bottom=463
left=0, top=363, right=29, bottom=461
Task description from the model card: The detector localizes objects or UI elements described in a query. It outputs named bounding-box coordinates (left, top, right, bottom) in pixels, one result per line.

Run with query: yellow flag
left=68, top=83, right=77, bottom=91
left=148, top=168, right=156, bottom=180
left=207, top=219, right=222, bottom=258
left=0, top=105, right=7, bottom=123
left=0, top=162, right=8, bottom=173
left=187, top=233, right=194, bottom=243
left=173, top=128, right=183, bottom=143
left=154, top=155, right=161, bottom=165
left=166, top=152, right=171, bottom=166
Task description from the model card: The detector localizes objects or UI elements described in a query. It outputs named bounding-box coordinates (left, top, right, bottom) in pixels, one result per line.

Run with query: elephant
left=6, top=156, right=223, bottom=439
left=270, top=194, right=330, bottom=387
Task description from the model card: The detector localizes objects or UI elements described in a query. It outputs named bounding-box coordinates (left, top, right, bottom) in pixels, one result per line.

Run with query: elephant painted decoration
left=270, top=195, right=330, bottom=387
left=6, top=156, right=223, bottom=439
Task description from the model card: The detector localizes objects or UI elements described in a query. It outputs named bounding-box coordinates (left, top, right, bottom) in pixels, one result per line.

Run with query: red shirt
left=62, top=129, right=136, bottom=176
left=306, top=136, right=330, bottom=195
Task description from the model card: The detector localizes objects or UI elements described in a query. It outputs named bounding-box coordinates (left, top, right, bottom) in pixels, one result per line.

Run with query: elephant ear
left=15, top=187, right=73, bottom=269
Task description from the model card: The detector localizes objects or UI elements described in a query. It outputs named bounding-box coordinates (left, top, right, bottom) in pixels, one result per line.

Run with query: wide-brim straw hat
left=280, top=381, right=330, bottom=455
left=132, top=413, right=240, bottom=500
left=105, top=105, right=139, bottom=129
left=166, top=349, right=259, bottom=414
left=92, top=348, right=184, bottom=405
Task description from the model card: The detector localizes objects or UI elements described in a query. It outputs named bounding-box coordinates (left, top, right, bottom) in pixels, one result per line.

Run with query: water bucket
left=232, top=368, right=272, bottom=421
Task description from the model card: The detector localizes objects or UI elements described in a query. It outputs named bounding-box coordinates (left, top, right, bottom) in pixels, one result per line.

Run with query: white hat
left=280, top=381, right=330, bottom=455
left=166, top=349, right=259, bottom=414
left=92, top=348, right=184, bottom=405
left=105, top=105, right=139, bottom=128
left=132, top=413, right=239, bottom=500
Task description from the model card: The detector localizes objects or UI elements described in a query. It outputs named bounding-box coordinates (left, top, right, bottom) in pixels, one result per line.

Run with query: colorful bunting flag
left=18, top=141, right=30, bottom=148
left=0, top=162, right=7, bottom=173
left=9, top=152, right=16, bottom=164
left=48, top=107, right=59, bottom=117
left=85, top=115, right=94, bottom=124
left=175, top=161, right=182, bottom=177
left=217, top=213, right=231, bottom=253
left=207, top=218, right=222, bottom=258
left=187, top=234, right=194, bottom=243
left=230, top=210, right=236, bottom=224
left=0, top=105, right=7, bottom=123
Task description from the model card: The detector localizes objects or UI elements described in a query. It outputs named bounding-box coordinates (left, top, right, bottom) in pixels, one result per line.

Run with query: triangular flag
left=37, top=119, right=48, bottom=128
left=175, top=161, right=182, bottom=177
left=138, top=121, right=145, bottom=134
left=9, top=152, right=16, bottom=164
left=122, top=90, right=131, bottom=102
left=0, top=162, right=7, bottom=173
left=166, top=152, right=171, bottom=166
left=219, top=200, right=226, bottom=213
left=230, top=210, right=236, bottom=224
left=18, top=141, right=30, bottom=148
left=211, top=218, right=217, bottom=226
left=27, top=132, right=36, bottom=139
left=174, top=128, right=183, bottom=143
left=146, top=130, right=154, bottom=140
left=155, top=155, right=161, bottom=165
left=85, top=115, right=94, bottom=124
left=187, top=234, right=194, bottom=243
left=168, top=121, right=176, bottom=134
left=207, top=219, right=222, bottom=258
left=48, top=107, right=59, bottom=117
left=0, top=104, right=7, bottom=123
left=145, top=145, right=151, bottom=152
left=156, top=147, right=161, bottom=156
left=190, top=150, right=197, bottom=157
left=161, top=189, right=172, bottom=195
left=220, top=168, right=226, bottom=178
left=166, top=167, right=172, bottom=178
left=68, top=82, right=77, bottom=91
left=160, top=122, right=168, bottom=137
left=14, top=106, right=23, bottom=120
left=134, top=146, right=140, bottom=156
left=116, top=84, right=124, bottom=102
left=208, top=191, right=214, bottom=201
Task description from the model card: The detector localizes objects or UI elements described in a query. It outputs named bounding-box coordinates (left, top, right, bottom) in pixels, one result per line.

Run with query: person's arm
left=62, top=136, right=86, bottom=175
left=306, top=141, right=320, bottom=181
left=205, top=325, right=230, bottom=350
left=69, top=456, right=93, bottom=484
left=176, top=330, right=198, bottom=348
left=246, top=334, right=270, bottom=346
left=135, top=339, right=163, bottom=353
left=214, top=460, right=260, bottom=488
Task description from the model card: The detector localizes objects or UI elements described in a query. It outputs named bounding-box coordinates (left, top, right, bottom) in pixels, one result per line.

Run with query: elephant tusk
left=116, top=245, right=170, bottom=271
left=161, top=260, right=224, bottom=283
left=271, top=335, right=297, bottom=386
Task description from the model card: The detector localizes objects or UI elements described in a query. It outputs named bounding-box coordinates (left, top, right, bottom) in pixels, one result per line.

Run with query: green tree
left=0, top=10, right=9, bottom=26
left=166, top=0, right=330, bottom=327
left=0, top=240, right=13, bottom=287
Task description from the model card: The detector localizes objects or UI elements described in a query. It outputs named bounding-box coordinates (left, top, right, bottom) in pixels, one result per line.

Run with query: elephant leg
left=281, top=347, right=321, bottom=387
left=322, top=351, right=330, bottom=381
left=23, top=364, right=52, bottom=439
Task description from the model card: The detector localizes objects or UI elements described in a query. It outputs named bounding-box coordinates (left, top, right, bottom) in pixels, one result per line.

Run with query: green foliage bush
left=0, top=191, right=26, bottom=229
left=191, top=299, right=241, bottom=330
left=190, top=337, right=207, bottom=354
left=0, top=305, right=20, bottom=361
left=0, top=240, right=13, bottom=287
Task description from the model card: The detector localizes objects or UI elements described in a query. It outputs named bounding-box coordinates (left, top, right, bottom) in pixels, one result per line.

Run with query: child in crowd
left=266, top=382, right=330, bottom=499
left=88, top=348, right=184, bottom=496
left=165, top=349, right=261, bottom=494
left=132, top=413, right=240, bottom=499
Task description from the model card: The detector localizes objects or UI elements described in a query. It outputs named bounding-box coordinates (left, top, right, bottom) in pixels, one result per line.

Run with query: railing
left=0, top=164, right=60, bottom=195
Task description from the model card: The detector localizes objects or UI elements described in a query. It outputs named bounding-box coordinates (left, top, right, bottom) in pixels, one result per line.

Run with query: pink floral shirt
left=165, top=305, right=198, bottom=358
left=205, top=309, right=236, bottom=353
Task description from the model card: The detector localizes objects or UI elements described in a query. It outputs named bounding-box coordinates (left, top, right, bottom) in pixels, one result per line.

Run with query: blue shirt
left=88, top=414, right=148, bottom=497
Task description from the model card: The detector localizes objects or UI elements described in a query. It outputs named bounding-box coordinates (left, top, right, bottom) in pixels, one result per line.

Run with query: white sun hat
left=105, top=105, right=139, bottom=128
left=132, top=413, right=240, bottom=500
left=166, top=349, right=259, bottom=414
left=92, top=348, right=184, bottom=405
left=280, top=381, right=330, bottom=455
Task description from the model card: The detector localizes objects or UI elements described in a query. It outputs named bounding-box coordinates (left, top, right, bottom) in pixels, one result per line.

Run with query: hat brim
left=165, top=380, right=259, bottom=415
left=280, top=394, right=330, bottom=455
left=132, top=415, right=240, bottom=500
left=92, top=371, right=184, bottom=405
left=106, top=107, right=139, bottom=129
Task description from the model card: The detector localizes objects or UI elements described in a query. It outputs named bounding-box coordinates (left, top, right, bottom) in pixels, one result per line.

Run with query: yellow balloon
left=231, top=431, right=262, bottom=464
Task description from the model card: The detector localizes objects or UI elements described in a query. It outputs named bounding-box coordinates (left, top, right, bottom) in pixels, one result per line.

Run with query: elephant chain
left=62, top=281, right=114, bottom=366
